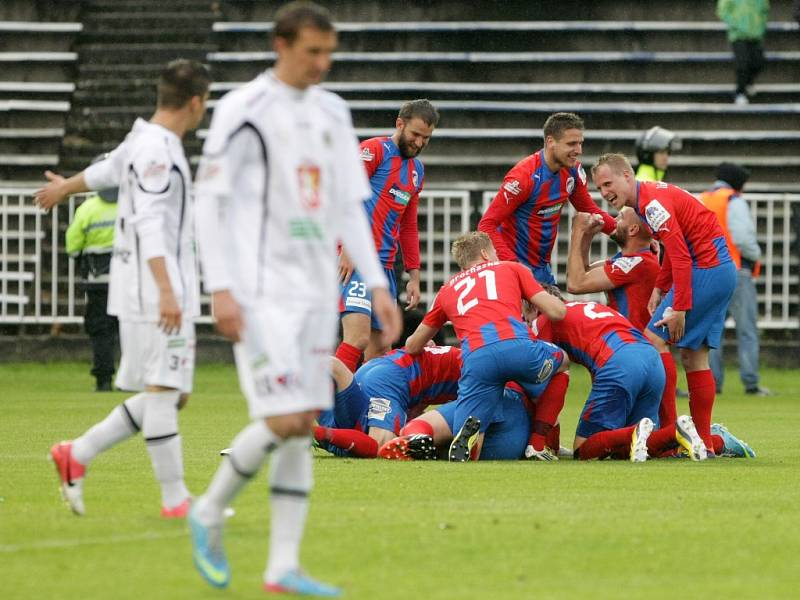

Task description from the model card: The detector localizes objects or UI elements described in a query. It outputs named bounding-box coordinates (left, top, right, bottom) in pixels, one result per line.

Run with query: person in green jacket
left=66, top=182, right=119, bottom=391
left=634, top=126, right=681, bottom=182
left=717, top=0, right=770, bottom=105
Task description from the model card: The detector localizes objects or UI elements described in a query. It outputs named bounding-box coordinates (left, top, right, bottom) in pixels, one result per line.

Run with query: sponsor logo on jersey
left=289, top=218, right=323, bottom=240
left=367, top=397, right=392, bottom=421
left=537, top=202, right=565, bottom=216
left=297, top=163, right=321, bottom=211
left=504, top=179, right=522, bottom=196
left=566, top=176, right=575, bottom=194
left=611, top=255, right=643, bottom=274
left=196, top=160, right=221, bottom=182
left=389, top=187, right=412, bottom=206
left=360, top=147, right=375, bottom=162
left=536, top=358, right=555, bottom=383
left=167, top=338, right=186, bottom=349
left=412, top=169, right=419, bottom=188
left=142, top=161, right=167, bottom=180
left=644, top=200, right=671, bottom=232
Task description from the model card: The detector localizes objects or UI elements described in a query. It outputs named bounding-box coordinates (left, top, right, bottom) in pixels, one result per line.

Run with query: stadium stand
left=0, top=0, right=797, bottom=353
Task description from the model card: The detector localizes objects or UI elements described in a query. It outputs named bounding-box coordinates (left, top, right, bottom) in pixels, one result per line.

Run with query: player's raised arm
left=566, top=213, right=615, bottom=295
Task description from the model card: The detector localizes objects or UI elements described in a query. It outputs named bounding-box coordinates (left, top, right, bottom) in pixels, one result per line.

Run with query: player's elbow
left=547, top=303, right=567, bottom=321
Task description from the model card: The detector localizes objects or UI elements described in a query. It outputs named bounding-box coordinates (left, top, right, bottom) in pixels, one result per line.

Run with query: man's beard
left=397, top=135, right=420, bottom=158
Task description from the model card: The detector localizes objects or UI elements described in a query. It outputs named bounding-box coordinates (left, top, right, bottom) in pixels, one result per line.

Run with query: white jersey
left=195, top=70, right=387, bottom=309
left=84, top=118, right=199, bottom=321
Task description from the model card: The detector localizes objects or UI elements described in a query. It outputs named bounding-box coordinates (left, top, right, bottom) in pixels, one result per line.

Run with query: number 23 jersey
left=422, top=260, right=542, bottom=356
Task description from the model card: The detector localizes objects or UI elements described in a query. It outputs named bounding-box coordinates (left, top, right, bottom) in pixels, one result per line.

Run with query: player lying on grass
left=378, top=382, right=566, bottom=461
left=403, top=231, right=569, bottom=462
left=313, top=346, right=461, bottom=457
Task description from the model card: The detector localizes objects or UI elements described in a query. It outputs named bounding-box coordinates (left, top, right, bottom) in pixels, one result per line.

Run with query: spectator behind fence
left=65, top=165, right=119, bottom=392
left=717, top=0, right=769, bottom=105
left=700, top=162, right=773, bottom=396
left=635, top=126, right=681, bottom=182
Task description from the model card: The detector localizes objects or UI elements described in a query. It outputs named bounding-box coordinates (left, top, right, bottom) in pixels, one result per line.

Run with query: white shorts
left=116, top=320, right=196, bottom=393
left=234, top=302, right=336, bottom=419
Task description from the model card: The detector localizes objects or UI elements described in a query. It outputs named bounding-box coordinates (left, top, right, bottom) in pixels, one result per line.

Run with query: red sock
left=546, top=423, right=561, bottom=452
left=400, top=419, right=434, bottom=437
left=576, top=425, right=636, bottom=460
left=659, top=352, right=678, bottom=427
left=646, top=424, right=677, bottom=455
left=711, top=434, right=725, bottom=456
left=686, top=369, right=716, bottom=450
left=335, top=342, right=362, bottom=373
left=530, top=372, right=568, bottom=451
left=313, top=426, right=378, bottom=458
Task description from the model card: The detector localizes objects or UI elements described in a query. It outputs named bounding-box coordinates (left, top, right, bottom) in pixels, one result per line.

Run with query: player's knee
left=557, top=355, right=570, bottom=372
left=645, top=329, right=668, bottom=352
left=264, top=411, right=316, bottom=439
left=330, top=357, right=353, bottom=391
left=368, top=428, right=394, bottom=447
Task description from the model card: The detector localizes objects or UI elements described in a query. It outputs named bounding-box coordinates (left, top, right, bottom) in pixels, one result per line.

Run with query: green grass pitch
left=2, top=362, right=798, bottom=599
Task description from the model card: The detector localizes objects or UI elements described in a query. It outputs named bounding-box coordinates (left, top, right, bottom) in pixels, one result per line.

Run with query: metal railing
left=1, top=188, right=797, bottom=329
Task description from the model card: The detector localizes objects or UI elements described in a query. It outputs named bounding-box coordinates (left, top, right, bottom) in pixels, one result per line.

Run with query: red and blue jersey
left=423, top=260, right=543, bottom=356
left=359, top=136, right=423, bottom=271
left=634, top=181, right=732, bottom=311
left=602, top=247, right=660, bottom=332
left=379, top=345, right=461, bottom=412
left=533, top=301, right=650, bottom=377
left=479, top=150, right=615, bottom=271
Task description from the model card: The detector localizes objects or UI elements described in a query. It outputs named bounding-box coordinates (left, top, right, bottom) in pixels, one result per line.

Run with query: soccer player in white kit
left=188, top=3, right=401, bottom=596
left=35, top=60, right=210, bottom=518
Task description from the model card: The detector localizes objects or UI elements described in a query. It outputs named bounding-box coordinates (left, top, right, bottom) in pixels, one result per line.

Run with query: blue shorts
left=437, top=388, right=530, bottom=460
left=454, top=338, right=564, bottom=435
left=318, top=378, right=369, bottom=430
left=576, top=343, right=665, bottom=438
left=647, top=262, right=736, bottom=350
left=355, top=360, right=411, bottom=434
left=339, top=267, right=397, bottom=330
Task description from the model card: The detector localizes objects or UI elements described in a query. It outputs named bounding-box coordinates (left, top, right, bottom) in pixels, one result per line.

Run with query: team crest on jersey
left=412, top=169, right=419, bottom=187
left=360, top=147, right=374, bottom=162
left=566, top=176, right=575, bottom=194
left=611, top=255, right=643, bottom=274
left=644, top=200, right=671, bottom=232
left=536, top=358, right=554, bottom=383
left=297, top=163, right=321, bottom=212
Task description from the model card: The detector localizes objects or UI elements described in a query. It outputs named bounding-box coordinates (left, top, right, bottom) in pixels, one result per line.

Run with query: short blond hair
left=452, top=231, right=493, bottom=270
left=591, top=153, right=634, bottom=178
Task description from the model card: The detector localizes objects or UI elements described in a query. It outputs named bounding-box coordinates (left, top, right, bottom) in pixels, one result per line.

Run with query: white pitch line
left=0, top=529, right=186, bottom=553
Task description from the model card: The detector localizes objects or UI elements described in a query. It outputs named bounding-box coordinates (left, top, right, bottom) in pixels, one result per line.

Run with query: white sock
left=195, top=419, right=281, bottom=525
left=264, top=436, right=313, bottom=583
left=72, top=393, right=145, bottom=466
left=142, top=391, right=189, bottom=508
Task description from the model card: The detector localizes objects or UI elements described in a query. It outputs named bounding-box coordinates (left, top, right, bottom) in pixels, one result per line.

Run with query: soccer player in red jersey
left=404, top=232, right=569, bottom=461
left=592, top=154, right=737, bottom=456
left=335, top=100, right=439, bottom=371
left=315, top=345, right=461, bottom=457
left=531, top=299, right=706, bottom=461
left=478, top=112, right=616, bottom=286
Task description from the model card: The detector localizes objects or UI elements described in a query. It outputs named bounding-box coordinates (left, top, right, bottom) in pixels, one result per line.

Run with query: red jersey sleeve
left=478, top=161, right=533, bottom=261
left=398, top=192, right=421, bottom=271
left=359, top=138, right=384, bottom=179
left=512, top=262, right=544, bottom=299
left=422, top=290, right=448, bottom=330
left=569, top=165, right=615, bottom=235
left=640, top=194, right=693, bottom=310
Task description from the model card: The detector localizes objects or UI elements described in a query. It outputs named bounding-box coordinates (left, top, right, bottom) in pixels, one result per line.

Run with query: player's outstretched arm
left=566, top=214, right=614, bottom=294
left=530, top=290, right=566, bottom=321
left=405, top=323, right=438, bottom=355
left=34, top=171, right=91, bottom=211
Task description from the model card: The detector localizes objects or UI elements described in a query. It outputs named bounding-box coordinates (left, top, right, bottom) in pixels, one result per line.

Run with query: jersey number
left=568, top=301, right=615, bottom=320
left=455, top=270, right=497, bottom=315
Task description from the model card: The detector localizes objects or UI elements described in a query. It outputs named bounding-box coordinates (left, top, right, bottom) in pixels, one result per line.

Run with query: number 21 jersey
left=422, top=260, right=543, bottom=356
